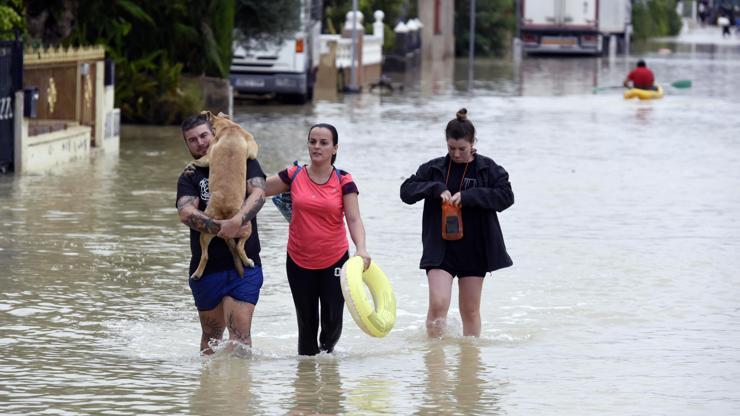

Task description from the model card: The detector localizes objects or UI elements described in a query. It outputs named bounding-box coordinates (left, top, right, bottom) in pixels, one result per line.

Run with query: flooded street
left=2, top=30, right=740, bottom=414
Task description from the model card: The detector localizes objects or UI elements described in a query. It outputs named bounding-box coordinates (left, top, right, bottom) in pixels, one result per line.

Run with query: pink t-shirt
left=280, top=165, right=359, bottom=269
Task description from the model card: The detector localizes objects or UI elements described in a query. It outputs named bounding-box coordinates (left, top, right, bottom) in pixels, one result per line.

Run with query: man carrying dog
left=176, top=113, right=266, bottom=354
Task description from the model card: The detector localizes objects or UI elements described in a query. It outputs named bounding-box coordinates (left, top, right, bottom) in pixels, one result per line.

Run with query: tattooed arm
left=216, top=176, right=266, bottom=239
left=176, top=195, right=220, bottom=234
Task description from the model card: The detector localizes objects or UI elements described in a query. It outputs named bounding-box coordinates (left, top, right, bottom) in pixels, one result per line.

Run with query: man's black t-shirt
left=176, top=159, right=266, bottom=276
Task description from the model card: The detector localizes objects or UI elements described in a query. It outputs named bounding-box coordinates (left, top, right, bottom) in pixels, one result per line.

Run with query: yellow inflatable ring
left=340, top=256, right=396, bottom=338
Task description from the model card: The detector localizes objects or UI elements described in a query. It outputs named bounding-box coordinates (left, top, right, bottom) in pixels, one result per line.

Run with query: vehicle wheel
left=289, top=81, right=312, bottom=104
left=306, top=68, right=317, bottom=102
left=601, top=36, right=609, bottom=56
left=281, top=93, right=308, bottom=105
left=306, top=84, right=314, bottom=102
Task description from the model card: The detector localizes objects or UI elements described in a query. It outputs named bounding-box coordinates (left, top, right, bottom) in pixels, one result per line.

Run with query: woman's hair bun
left=456, top=108, right=468, bottom=121
left=446, top=108, right=475, bottom=142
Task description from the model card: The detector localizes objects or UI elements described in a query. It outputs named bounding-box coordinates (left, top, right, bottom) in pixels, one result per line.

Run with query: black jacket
left=400, top=153, right=514, bottom=272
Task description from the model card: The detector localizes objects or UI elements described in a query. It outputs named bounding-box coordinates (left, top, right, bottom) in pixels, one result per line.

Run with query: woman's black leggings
left=286, top=252, right=348, bottom=356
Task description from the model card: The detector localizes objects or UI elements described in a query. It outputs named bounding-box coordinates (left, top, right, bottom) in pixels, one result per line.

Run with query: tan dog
left=190, top=111, right=259, bottom=279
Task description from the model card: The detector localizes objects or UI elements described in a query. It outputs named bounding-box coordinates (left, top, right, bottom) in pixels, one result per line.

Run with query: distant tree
left=0, top=0, right=24, bottom=40
left=323, top=0, right=349, bottom=34
left=24, top=0, right=77, bottom=45
left=455, top=0, right=515, bottom=57
left=632, top=0, right=682, bottom=41
left=234, top=0, right=301, bottom=44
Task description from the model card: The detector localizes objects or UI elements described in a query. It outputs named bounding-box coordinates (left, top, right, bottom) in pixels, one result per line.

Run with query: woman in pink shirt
left=266, top=123, right=371, bottom=355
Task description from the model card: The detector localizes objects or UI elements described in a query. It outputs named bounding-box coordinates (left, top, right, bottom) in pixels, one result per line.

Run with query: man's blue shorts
left=189, top=266, right=263, bottom=311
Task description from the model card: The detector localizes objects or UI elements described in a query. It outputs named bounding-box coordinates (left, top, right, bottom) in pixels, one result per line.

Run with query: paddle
left=669, top=79, right=692, bottom=88
left=592, top=79, right=692, bottom=93
left=592, top=85, right=625, bottom=93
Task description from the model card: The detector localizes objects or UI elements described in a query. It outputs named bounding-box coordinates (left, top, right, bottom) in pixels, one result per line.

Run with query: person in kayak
left=623, top=59, right=656, bottom=90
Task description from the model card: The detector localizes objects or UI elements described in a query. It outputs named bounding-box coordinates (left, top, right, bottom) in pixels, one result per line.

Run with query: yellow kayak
left=624, top=85, right=664, bottom=100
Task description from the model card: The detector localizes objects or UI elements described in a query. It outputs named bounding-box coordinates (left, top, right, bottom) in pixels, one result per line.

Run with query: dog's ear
left=200, top=110, right=214, bottom=121
left=216, top=112, right=232, bottom=120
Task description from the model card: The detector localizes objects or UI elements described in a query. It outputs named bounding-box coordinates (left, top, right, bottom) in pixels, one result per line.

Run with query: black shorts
left=425, top=265, right=487, bottom=278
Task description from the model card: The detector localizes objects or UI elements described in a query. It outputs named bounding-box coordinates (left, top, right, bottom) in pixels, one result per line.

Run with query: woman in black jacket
left=400, top=108, right=514, bottom=338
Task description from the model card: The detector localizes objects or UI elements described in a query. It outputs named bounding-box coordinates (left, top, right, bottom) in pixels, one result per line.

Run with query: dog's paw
left=243, top=258, right=255, bottom=269
left=190, top=273, right=202, bottom=280
left=182, top=162, right=197, bottom=177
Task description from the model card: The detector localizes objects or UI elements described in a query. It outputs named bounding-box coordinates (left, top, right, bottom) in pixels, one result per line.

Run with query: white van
left=230, top=0, right=322, bottom=103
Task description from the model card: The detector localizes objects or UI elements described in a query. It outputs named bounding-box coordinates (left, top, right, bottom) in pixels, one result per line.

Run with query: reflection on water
left=417, top=340, right=501, bottom=416
left=634, top=106, right=655, bottom=123
left=190, top=355, right=258, bottom=414
left=289, top=359, right=345, bottom=415
left=2, top=30, right=740, bottom=414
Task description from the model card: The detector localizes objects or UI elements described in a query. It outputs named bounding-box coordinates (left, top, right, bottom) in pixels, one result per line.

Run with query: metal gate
left=0, top=37, right=23, bottom=173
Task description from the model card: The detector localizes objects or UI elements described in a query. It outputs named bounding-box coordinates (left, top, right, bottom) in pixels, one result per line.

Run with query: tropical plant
left=58, top=0, right=232, bottom=123
left=455, top=0, right=515, bottom=57
left=109, top=48, right=202, bottom=125
left=202, top=1, right=236, bottom=78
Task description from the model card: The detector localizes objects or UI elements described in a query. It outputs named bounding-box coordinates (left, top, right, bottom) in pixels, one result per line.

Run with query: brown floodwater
left=1, top=29, right=739, bottom=414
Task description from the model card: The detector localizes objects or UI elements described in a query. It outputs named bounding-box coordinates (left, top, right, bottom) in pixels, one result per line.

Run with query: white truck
left=230, top=0, right=322, bottom=103
left=519, top=0, right=631, bottom=55
left=597, top=0, right=632, bottom=54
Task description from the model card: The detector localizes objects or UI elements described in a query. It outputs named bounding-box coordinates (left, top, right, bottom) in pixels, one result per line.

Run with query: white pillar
left=394, top=21, right=409, bottom=55
left=94, top=61, right=105, bottom=147
left=406, top=19, right=418, bottom=50
left=343, top=9, right=364, bottom=32
left=344, top=8, right=364, bottom=91
left=394, top=21, right=408, bottom=32
left=373, top=10, right=385, bottom=41
left=13, top=90, right=24, bottom=173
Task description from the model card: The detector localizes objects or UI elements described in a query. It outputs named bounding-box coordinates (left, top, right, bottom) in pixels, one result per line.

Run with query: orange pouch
left=441, top=202, right=463, bottom=240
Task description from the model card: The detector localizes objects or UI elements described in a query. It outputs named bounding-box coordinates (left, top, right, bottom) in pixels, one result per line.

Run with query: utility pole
left=468, top=0, right=476, bottom=92
left=346, top=0, right=361, bottom=93
left=513, top=0, right=522, bottom=63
